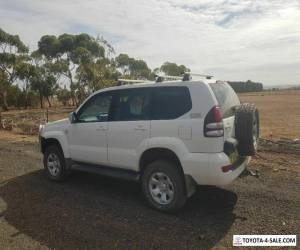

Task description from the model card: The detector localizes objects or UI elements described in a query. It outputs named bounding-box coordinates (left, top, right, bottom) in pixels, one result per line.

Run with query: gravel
left=0, top=140, right=299, bottom=249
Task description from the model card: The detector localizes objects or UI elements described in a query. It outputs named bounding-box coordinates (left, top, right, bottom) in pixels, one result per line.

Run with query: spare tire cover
left=235, top=103, right=259, bottom=156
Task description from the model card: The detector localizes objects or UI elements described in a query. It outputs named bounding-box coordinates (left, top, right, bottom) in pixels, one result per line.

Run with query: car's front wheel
left=141, top=160, right=187, bottom=213
left=43, top=145, right=67, bottom=181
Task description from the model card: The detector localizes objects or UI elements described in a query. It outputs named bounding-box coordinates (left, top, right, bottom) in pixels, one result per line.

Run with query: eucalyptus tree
left=77, top=57, right=119, bottom=95
left=37, top=33, right=106, bottom=105
left=29, top=51, right=63, bottom=108
left=0, top=69, right=9, bottom=110
left=0, top=28, right=28, bottom=110
left=160, top=62, right=190, bottom=76
left=15, top=62, right=36, bottom=108
left=115, top=53, right=151, bottom=79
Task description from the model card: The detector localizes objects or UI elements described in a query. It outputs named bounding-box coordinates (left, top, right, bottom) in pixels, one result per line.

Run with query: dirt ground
left=0, top=134, right=299, bottom=249
left=1, top=90, right=300, bottom=140
left=239, top=91, right=300, bottom=139
left=0, top=90, right=299, bottom=249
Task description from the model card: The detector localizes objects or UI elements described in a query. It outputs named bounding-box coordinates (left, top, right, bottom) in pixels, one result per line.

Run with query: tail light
left=221, top=164, right=233, bottom=173
left=204, top=106, right=224, bottom=137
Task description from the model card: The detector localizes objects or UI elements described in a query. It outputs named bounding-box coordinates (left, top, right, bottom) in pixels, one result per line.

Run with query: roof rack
left=117, top=72, right=214, bottom=85
left=155, top=74, right=182, bottom=82
left=117, top=79, right=152, bottom=86
left=189, top=73, right=213, bottom=79
left=155, top=72, right=213, bottom=82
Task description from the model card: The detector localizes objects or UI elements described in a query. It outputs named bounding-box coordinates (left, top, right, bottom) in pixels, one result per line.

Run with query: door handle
left=135, top=125, right=147, bottom=131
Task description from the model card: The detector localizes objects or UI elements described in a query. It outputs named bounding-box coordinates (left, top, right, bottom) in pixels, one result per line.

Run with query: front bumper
left=38, top=124, right=45, bottom=153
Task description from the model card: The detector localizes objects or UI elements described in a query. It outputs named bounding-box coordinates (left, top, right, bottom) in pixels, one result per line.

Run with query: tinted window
left=209, top=82, right=240, bottom=118
left=112, top=88, right=150, bottom=121
left=151, top=87, right=192, bottom=120
left=77, top=93, right=112, bottom=122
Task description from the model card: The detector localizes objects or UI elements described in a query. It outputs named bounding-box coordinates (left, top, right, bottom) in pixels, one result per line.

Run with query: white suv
left=39, top=78, right=259, bottom=212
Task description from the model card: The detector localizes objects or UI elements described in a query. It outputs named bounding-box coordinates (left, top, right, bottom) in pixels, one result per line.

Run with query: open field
left=1, top=90, right=300, bottom=140
left=239, top=90, right=300, bottom=139
left=0, top=90, right=299, bottom=249
left=0, top=136, right=299, bottom=249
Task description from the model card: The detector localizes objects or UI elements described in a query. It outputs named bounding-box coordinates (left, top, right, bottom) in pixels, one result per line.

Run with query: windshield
left=209, top=82, right=240, bottom=118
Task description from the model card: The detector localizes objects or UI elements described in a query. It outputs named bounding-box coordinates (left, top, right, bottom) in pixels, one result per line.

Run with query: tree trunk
left=2, top=89, right=9, bottom=111
left=24, top=92, right=28, bottom=109
left=39, top=93, right=43, bottom=109
left=46, top=96, right=52, bottom=107
left=0, top=108, right=2, bottom=129
left=24, top=81, right=29, bottom=109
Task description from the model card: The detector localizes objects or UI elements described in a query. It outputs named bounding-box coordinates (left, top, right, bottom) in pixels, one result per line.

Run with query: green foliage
left=0, top=28, right=28, bottom=53
left=77, top=58, right=118, bottom=94
left=0, top=28, right=29, bottom=110
left=30, top=64, right=59, bottom=108
left=38, top=35, right=60, bottom=58
left=0, top=27, right=199, bottom=109
left=160, top=62, right=190, bottom=76
left=115, top=53, right=151, bottom=79
left=56, top=87, right=72, bottom=106
left=36, top=33, right=108, bottom=106
left=1, top=84, right=39, bottom=108
left=0, top=69, right=9, bottom=89
left=228, top=80, right=263, bottom=93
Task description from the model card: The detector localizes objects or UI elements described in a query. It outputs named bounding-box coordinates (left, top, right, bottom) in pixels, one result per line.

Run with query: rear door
left=107, top=88, right=151, bottom=170
left=149, top=86, right=193, bottom=149
left=209, top=82, right=240, bottom=140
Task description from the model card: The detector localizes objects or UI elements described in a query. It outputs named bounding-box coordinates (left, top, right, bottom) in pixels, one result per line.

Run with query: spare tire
left=235, top=103, right=259, bottom=156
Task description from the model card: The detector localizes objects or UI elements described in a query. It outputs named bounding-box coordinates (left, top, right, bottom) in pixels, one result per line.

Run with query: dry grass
left=239, top=90, right=300, bottom=139
left=1, top=91, right=300, bottom=139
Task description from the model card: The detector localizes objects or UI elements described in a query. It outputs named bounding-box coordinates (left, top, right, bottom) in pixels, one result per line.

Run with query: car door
left=107, top=88, right=151, bottom=170
left=68, top=92, right=113, bottom=165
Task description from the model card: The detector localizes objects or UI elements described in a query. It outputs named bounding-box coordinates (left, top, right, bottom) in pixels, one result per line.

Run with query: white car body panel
left=40, top=80, right=249, bottom=186
left=107, top=120, right=150, bottom=170
left=68, top=122, right=108, bottom=165
left=41, top=119, right=71, bottom=158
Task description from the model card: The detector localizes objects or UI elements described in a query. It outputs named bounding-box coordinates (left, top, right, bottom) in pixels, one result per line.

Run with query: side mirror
left=69, top=112, right=77, bottom=123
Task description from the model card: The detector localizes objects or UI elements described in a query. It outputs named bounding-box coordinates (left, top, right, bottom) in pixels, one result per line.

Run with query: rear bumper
left=181, top=152, right=250, bottom=186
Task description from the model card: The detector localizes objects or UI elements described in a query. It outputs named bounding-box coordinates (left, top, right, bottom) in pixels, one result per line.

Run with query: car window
left=112, top=88, right=150, bottom=121
left=150, top=86, right=192, bottom=120
left=77, top=93, right=112, bottom=122
left=209, top=82, right=240, bottom=118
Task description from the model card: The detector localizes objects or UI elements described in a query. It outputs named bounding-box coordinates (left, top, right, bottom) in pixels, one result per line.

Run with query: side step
left=71, top=162, right=140, bottom=181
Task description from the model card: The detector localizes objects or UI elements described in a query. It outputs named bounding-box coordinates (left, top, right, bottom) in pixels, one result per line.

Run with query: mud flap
left=185, top=175, right=197, bottom=198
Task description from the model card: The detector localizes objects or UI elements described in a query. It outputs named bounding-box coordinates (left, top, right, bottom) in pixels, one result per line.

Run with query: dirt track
left=0, top=138, right=299, bottom=249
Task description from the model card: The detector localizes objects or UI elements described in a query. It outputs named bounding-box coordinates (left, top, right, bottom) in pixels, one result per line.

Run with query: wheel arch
left=41, top=135, right=69, bottom=158
left=139, top=147, right=184, bottom=177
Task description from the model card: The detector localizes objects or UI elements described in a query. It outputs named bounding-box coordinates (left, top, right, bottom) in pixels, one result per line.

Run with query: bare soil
left=239, top=91, right=300, bottom=139
left=0, top=136, right=299, bottom=249
left=0, top=91, right=299, bottom=249
left=1, top=91, right=300, bottom=140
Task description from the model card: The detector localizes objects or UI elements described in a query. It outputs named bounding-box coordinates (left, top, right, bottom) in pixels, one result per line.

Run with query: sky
left=1, top=0, right=300, bottom=86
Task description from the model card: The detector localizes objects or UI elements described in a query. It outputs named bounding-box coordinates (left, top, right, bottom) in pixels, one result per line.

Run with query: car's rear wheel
left=43, top=145, right=67, bottom=181
left=141, top=160, right=187, bottom=213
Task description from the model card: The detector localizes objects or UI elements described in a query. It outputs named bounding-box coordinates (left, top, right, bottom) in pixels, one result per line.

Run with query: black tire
left=43, top=145, right=68, bottom=181
left=141, top=160, right=187, bottom=213
left=235, top=103, right=259, bottom=156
